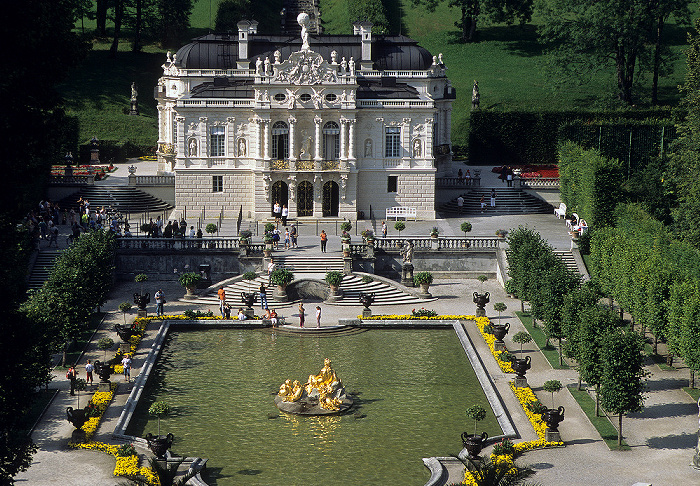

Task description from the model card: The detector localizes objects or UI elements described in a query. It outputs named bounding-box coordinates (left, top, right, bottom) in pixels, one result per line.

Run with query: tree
left=119, top=302, right=132, bottom=325
left=543, top=380, right=562, bottom=408
left=461, top=221, right=473, bottom=237
left=511, top=331, right=532, bottom=354
left=599, top=330, right=647, bottom=447
left=110, top=0, right=125, bottom=57
left=157, top=0, right=193, bottom=48
left=668, top=280, right=700, bottom=387
left=537, top=0, right=656, bottom=104
left=493, top=302, right=506, bottom=322
left=349, top=0, right=390, bottom=34
left=414, top=0, right=534, bottom=42
left=394, top=221, right=405, bottom=236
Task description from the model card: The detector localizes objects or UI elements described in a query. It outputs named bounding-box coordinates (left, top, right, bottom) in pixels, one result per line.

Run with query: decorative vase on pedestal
left=274, top=284, right=288, bottom=302
left=473, top=291, right=490, bottom=317
left=512, top=355, right=531, bottom=387
left=461, top=431, right=488, bottom=458
left=491, top=322, right=510, bottom=352
left=145, top=433, right=174, bottom=459
left=543, top=406, right=565, bottom=442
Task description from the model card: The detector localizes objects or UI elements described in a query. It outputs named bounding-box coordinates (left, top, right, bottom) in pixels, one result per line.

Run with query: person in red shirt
left=217, top=287, right=226, bottom=316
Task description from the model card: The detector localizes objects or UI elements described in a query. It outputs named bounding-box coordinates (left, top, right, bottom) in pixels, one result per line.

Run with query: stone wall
left=175, top=170, right=254, bottom=218
left=115, top=251, right=260, bottom=281
left=373, top=249, right=497, bottom=279
left=356, top=169, right=436, bottom=220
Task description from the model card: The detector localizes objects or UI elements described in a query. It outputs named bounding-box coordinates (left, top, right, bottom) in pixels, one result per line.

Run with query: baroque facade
left=156, top=16, right=455, bottom=221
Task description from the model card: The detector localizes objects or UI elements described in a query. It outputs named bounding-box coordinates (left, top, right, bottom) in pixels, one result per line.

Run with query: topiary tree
left=460, top=221, right=472, bottom=236
left=135, top=273, right=148, bottom=295
left=149, top=401, right=171, bottom=436
left=511, top=331, right=532, bottom=354
left=119, top=302, right=132, bottom=325
left=543, top=380, right=563, bottom=408
left=270, top=268, right=294, bottom=287
left=340, top=221, right=352, bottom=233
left=97, top=337, right=114, bottom=362
left=477, top=275, right=487, bottom=292
left=74, top=378, right=87, bottom=408
left=465, top=405, right=487, bottom=437
left=493, top=302, right=507, bottom=322
left=264, top=222, right=275, bottom=233
left=205, top=223, right=218, bottom=236
left=394, top=221, right=405, bottom=236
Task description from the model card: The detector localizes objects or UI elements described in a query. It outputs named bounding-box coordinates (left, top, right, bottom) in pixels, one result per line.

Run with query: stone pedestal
left=475, top=307, right=486, bottom=317
left=326, top=288, right=343, bottom=302
left=343, top=256, right=352, bottom=275
left=430, top=237, right=439, bottom=250
left=545, top=429, right=561, bottom=443
left=495, top=341, right=506, bottom=352
left=120, top=342, right=131, bottom=354
left=90, top=149, right=100, bottom=164
left=98, top=381, right=112, bottom=392
left=362, top=308, right=372, bottom=318
left=130, top=99, right=139, bottom=116
left=514, top=376, right=529, bottom=388
left=401, top=263, right=414, bottom=287
left=137, top=309, right=148, bottom=318
left=273, top=285, right=288, bottom=302
left=244, top=307, right=255, bottom=319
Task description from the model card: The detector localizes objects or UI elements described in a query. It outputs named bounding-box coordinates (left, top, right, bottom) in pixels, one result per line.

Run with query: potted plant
left=473, top=275, right=489, bottom=317
left=341, top=232, right=351, bottom=256
left=145, top=401, right=174, bottom=459
left=493, top=302, right=507, bottom=322
left=542, top=380, right=565, bottom=433
left=119, top=302, right=132, bottom=325
left=461, top=405, right=488, bottom=458
left=264, top=222, right=276, bottom=233
left=264, top=233, right=274, bottom=256
left=133, top=274, right=150, bottom=311
left=270, top=268, right=294, bottom=301
left=242, top=271, right=258, bottom=281
left=413, top=271, right=433, bottom=296
left=394, top=221, right=406, bottom=237
left=495, top=229, right=508, bottom=239
left=325, top=271, right=344, bottom=292
left=460, top=221, right=473, bottom=236
left=239, top=229, right=252, bottom=245
left=361, top=229, right=374, bottom=244
left=430, top=226, right=439, bottom=238
left=97, top=337, right=114, bottom=362
left=178, top=272, right=202, bottom=297
left=205, top=223, right=218, bottom=247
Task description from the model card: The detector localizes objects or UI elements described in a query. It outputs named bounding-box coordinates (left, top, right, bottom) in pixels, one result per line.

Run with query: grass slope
left=515, top=310, right=568, bottom=370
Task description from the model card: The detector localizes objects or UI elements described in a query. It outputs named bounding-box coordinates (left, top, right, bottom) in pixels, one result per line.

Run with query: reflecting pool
left=127, top=328, right=502, bottom=485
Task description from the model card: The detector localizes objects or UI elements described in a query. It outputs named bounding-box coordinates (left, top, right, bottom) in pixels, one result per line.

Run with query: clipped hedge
left=467, top=110, right=674, bottom=166
left=78, top=140, right=156, bottom=164
left=558, top=141, right=624, bottom=228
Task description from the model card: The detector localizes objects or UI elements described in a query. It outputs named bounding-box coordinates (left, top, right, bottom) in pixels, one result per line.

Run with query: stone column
left=256, top=119, right=264, bottom=159
left=314, top=116, right=322, bottom=161
left=445, top=108, right=452, bottom=146
left=199, top=117, right=208, bottom=158
left=339, top=118, right=347, bottom=161
left=263, top=120, right=270, bottom=160
left=402, top=118, right=411, bottom=162
left=175, top=116, right=185, bottom=166
left=227, top=117, right=235, bottom=163
left=425, top=117, right=434, bottom=158
left=348, top=118, right=356, bottom=160
left=288, top=116, right=297, bottom=161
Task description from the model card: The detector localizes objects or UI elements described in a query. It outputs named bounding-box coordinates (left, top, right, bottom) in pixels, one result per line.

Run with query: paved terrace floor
left=16, top=160, right=700, bottom=485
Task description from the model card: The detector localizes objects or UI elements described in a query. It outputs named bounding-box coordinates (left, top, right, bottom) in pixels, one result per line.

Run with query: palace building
left=155, top=16, right=455, bottom=221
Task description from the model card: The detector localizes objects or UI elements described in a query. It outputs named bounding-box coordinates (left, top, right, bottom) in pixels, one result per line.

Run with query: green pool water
left=127, top=328, right=502, bottom=485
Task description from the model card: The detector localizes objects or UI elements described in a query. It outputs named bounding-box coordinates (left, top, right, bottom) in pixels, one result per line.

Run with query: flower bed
left=473, top=317, right=515, bottom=373
left=359, top=314, right=472, bottom=320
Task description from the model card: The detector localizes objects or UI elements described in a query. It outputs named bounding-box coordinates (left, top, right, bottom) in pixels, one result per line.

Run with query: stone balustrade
left=518, top=177, right=559, bottom=189
left=129, top=175, right=176, bottom=186
left=373, top=236, right=501, bottom=250
left=116, top=237, right=242, bottom=251
left=435, top=177, right=480, bottom=188
left=49, top=175, right=95, bottom=185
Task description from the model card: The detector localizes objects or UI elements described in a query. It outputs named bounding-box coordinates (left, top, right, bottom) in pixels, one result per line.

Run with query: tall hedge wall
left=558, top=141, right=624, bottom=228
left=467, top=110, right=674, bottom=166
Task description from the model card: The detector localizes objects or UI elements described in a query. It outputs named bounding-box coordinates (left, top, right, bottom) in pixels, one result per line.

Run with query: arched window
left=323, top=121, right=340, bottom=160
left=271, top=121, right=289, bottom=160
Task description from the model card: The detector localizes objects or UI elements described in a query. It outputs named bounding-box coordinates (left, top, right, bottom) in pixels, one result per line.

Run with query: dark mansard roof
left=174, top=33, right=434, bottom=72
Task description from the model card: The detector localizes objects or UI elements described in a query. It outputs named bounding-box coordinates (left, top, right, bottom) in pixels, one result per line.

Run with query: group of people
left=272, top=202, right=289, bottom=226
left=480, top=189, right=498, bottom=212
left=66, top=353, right=133, bottom=395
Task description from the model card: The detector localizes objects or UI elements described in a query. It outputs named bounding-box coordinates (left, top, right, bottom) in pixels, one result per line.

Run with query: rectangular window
left=385, top=127, right=401, bottom=158
left=387, top=176, right=398, bottom=193
left=210, top=126, right=225, bottom=157
left=213, top=175, right=223, bottom=193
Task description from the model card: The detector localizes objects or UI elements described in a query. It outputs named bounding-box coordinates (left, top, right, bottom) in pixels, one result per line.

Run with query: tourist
left=507, top=170, right=513, bottom=187
left=273, top=227, right=280, bottom=249
left=298, top=302, right=305, bottom=328
left=457, top=195, right=464, bottom=215
left=189, top=225, right=196, bottom=238
left=259, top=283, right=268, bottom=310
left=155, top=289, right=165, bottom=317
left=270, top=308, right=278, bottom=327
left=217, top=286, right=226, bottom=316
left=466, top=169, right=471, bottom=180
left=163, top=221, right=173, bottom=238
left=284, top=227, right=290, bottom=249
left=223, top=304, right=232, bottom=319
left=457, top=168, right=463, bottom=180
left=320, top=230, right=327, bottom=253
left=480, top=195, right=486, bottom=212
left=273, top=202, right=282, bottom=224
left=121, top=354, right=132, bottom=382
left=490, top=189, right=496, bottom=208
left=237, top=308, right=247, bottom=320
left=316, top=306, right=322, bottom=328
left=66, top=366, right=78, bottom=396
left=382, top=221, right=387, bottom=238
left=291, top=224, right=298, bottom=248
left=85, top=360, right=94, bottom=385
left=48, top=222, right=58, bottom=247
left=267, top=259, right=276, bottom=285
left=281, top=205, right=289, bottom=226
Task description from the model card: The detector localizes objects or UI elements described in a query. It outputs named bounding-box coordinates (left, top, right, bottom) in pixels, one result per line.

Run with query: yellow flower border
left=359, top=314, right=473, bottom=320
left=473, top=316, right=515, bottom=373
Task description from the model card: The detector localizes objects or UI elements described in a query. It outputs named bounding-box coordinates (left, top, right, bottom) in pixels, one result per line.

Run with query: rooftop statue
left=275, top=358, right=353, bottom=414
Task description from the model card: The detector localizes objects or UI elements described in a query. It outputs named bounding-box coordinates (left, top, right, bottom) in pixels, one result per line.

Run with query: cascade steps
left=553, top=250, right=580, bottom=276
left=27, top=250, right=61, bottom=290
left=57, top=186, right=173, bottom=215
left=438, top=187, right=553, bottom=216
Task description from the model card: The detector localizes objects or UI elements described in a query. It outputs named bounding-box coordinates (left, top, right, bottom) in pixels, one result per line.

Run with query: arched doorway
left=271, top=181, right=288, bottom=216
left=323, top=181, right=339, bottom=217
left=297, top=181, right=313, bottom=217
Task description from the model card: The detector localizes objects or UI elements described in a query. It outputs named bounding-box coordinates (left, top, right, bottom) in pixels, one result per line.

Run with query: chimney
left=355, top=21, right=373, bottom=71
left=237, top=20, right=253, bottom=69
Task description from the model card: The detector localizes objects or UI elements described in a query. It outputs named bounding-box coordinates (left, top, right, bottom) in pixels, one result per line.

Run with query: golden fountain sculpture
left=275, top=358, right=353, bottom=415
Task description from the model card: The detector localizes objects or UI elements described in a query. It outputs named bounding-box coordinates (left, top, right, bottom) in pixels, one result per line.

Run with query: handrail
left=374, top=236, right=501, bottom=250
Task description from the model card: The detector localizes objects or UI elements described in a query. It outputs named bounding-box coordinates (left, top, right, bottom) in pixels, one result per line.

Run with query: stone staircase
left=270, top=254, right=344, bottom=274
left=57, top=186, right=173, bottom=214
left=553, top=250, right=579, bottom=275
left=328, top=274, right=436, bottom=306
left=438, top=187, right=553, bottom=216
left=27, top=250, right=61, bottom=290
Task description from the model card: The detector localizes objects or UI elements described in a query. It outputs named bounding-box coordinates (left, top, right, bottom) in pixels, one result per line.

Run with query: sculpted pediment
left=273, top=50, right=338, bottom=85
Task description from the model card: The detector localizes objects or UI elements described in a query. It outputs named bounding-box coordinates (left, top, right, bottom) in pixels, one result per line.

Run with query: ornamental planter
left=145, top=433, right=174, bottom=459
left=241, top=292, right=256, bottom=308
left=274, top=284, right=288, bottom=302
left=511, top=355, right=531, bottom=387
left=114, top=324, right=138, bottom=343
left=419, top=282, right=432, bottom=298
left=491, top=322, right=510, bottom=351
left=185, top=285, right=196, bottom=297
left=473, top=291, right=490, bottom=317
left=133, top=292, right=150, bottom=311
left=461, top=431, right=489, bottom=458
left=359, top=292, right=375, bottom=317
left=542, top=406, right=565, bottom=432
left=66, top=406, right=88, bottom=429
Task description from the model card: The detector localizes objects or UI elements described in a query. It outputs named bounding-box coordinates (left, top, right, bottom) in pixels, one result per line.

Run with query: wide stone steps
left=553, top=250, right=580, bottom=275
left=28, top=250, right=61, bottom=289
left=186, top=273, right=433, bottom=308
left=438, top=187, right=553, bottom=216
left=269, top=254, right=344, bottom=273
left=57, top=186, right=173, bottom=214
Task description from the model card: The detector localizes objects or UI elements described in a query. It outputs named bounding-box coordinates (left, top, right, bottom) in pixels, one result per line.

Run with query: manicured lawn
left=568, top=385, right=631, bottom=451
left=515, top=310, right=569, bottom=370
left=683, top=386, right=700, bottom=401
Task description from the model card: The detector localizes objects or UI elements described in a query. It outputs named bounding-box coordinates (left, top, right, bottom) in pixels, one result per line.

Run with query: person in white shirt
left=189, top=226, right=196, bottom=238
left=457, top=195, right=464, bottom=214
left=268, top=259, right=276, bottom=284
left=237, top=308, right=247, bottom=320
left=316, top=306, right=322, bottom=328
left=281, top=205, right=289, bottom=225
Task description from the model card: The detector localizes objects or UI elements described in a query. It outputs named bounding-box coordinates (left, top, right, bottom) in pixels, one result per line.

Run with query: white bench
left=386, top=207, right=417, bottom=221
left=554, top=203, right=566, bottom=219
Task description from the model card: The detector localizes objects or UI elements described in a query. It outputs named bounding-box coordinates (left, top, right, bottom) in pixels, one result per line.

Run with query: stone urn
left=241, top=292, right=256, bottom=308
left=359, top=292, right=375, bottom=317
left=145, top=432, right=174, bottom=459
left=491, top=322, right=510, bottom=351
left=511, top=355, right=531, bottom=379
left=473, top=291, right=490, bottom=317
left=184, top=286, right=197, bottom=297
left=264, top=240, right=274, bottom=257
left=342, top=237, right=351, bottom=257
left=461, top=431, right=488, bottom=458
left=114, top=324, right=138, bottom=343
left=542, top=406, right=565, bottom=432
left=274, top=284, right=288, bottom=302
left=93, top=360, right=112, bottom=383
left=66, top=406, right=88, bottom=429
left=133, top=292, right=150, bottom=311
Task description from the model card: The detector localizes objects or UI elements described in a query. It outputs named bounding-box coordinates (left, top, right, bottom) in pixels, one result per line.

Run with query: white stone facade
left=156, top=21, right=454, bottom=221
